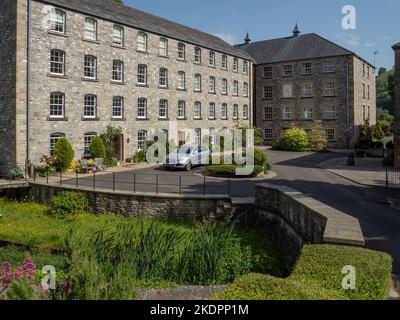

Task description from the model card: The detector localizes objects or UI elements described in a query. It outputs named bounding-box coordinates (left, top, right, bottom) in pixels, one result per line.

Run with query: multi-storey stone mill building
left=238, top=26, right=376, bottom=149
left=0, top=0, right=376, bottom=171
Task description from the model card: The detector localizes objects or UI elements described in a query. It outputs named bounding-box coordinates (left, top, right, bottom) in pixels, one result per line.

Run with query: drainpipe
left=26, top=0, right=31, bottom=172
left=346, top=58, right=350, bottom=149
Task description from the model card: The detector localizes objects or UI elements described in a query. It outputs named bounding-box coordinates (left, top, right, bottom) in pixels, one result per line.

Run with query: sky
left=124, top=0, right=399, bottom=70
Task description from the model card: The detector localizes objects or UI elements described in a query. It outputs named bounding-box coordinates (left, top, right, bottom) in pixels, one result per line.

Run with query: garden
left=0, top=192, right=393, bottom=300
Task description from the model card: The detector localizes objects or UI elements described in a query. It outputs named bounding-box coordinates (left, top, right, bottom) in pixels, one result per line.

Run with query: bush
left=8, top=167, right=23, bottom=180
left=66, top=160, right=81, bottom=173
left=89, top=137, right=106, bottom=159
left=54, top=139, right=74, bottom=170
left=272, top=129, right=309, bottom=151
left=207, top=165, right=264, bottom=177
left=132, top=150, right=147, bottom=163
left=213, top=244, right=393, bottom=300
left=35, top=165, right=56, bottom=177
left=48, top=192, right=89, bottom=218
left=307, top=123, right=328, bottom=152
left=104, top=157, right=118, bottom=167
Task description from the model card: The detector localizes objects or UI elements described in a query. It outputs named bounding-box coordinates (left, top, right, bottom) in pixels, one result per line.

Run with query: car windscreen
left=178, top=147, right=192, bottom=155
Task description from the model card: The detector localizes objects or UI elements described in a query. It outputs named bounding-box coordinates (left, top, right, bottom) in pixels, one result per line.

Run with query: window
left=84, top=18, right=97, bottom=41
left=159, top=100, right=168, bottom=119
left=178, top=131, right=186, bottom=147
left=194, top=102, right=202, bottom=119
left=233, top=58, right=238, bottom=72
left=362, top=63, right=365, bottom=77
left=50, top=50, right=65, bottom=75
left=177, top=71, right=186, bottom=90
left=263, top=66, right=272, bottom=79
left=303, top=107, right=313, bottom=120
left=302, top=62, right=312, bottom=75
left=282, top=84, right=293, bottom=98
left=138, top=130, right=147, bottom=150
left=282, top=107, right=292, bottom=120
left=326, top=129, right=335, bottom=142
left=301, top=83, right=313, bottom=97
left=50, top=9, right=65, bottom=33
left=84, top=55, right=97, bottom=79
left=282, top=64, right=293, bottom=77
left=222, top=55, right=228, bottom=69
left=112, top=60, right=124, bottom=82
left=159, top=68, right=168, bottom=87
left=243, top=61, right=248, bottom=75
left=264, top=107, right=273, bottom=120
left=112, top=96, right=124, bottom=119
left=209, top=128, right=216, bottom=146
left=50, top=133, right=65, bottom=155
left=324, top=106, right=337, bottom=120
left=137, top=32, right=147, bottom=52
left=178, top=100, right=186, bottom=119
left=363, top=84, right=366, bottom=98
left=178, top=42, right=186, bottom=60
left=84, top=95, right=97, bottom=118
left=209, top=76, right=216, bottom=93
left=194, top=47, right=201, bottom=64
left=324, top=82, right=335, bottom=96
left=367, top=66, right=370, bottom=79
left=159, top=38, right=168, bottom=57
left=84, top=133, right=96, bottom=156
left=113, top=25, right=124, bottom=46
left=264, top=129, right=273, bottom=141
left=362, top=105, right=366, bottom=121
left=137, top=98, right=147, bottom=119
left=208, top=103, right=216, bottom=119
left=221, top=79, right=228, bottom=95
left=137, top=64, right=147, bottom=85
left=194, top=74, right=202, bottom=92
left=324, top=61, right=335, bottom=73
left=233, top=81, right=239, bottom=96
left=368, top=106, right=371, bottom=120
left=367, top=85, right=370, bottom=100
left=221, top=103, right=228, bottom=119
left=233, top=104, right=239, bottom=119
left=209, top=51, right=216, bottom=67
left=243, top=82, right=249, bottom=97
left=263, top=86, right=273, bottom=100
left=194, top=129, right=202, bottom=145
left=50, top=92, right=64, bottom=118
left=243, top=105, right=249, bottom=120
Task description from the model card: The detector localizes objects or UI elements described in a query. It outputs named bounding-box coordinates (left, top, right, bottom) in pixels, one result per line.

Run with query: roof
left=237, top=33, right=369, bottom=65
left=39, top=0, right=253, bottom=61
left=393, top=42, right=400, bottom=49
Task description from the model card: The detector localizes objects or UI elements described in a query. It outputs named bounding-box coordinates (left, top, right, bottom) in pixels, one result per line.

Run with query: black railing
left=386, top=167, right=400, bottom=188
left=32, top=166, right=233, bottom=197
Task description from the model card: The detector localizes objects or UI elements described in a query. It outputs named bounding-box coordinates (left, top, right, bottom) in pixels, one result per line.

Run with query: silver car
left=162, top=144, right=210, bottom=171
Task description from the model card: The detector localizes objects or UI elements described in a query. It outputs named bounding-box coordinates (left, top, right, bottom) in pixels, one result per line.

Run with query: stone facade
left=0, top=0, right=253, bottom=167
left=393, top=43, right=400, bottom=169
left=254, top=55, right=376, bottom=149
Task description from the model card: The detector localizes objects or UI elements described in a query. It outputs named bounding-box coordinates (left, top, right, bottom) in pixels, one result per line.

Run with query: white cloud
left=336, top=33, right=361, bottom=46
left=214, top=33, right=238, bottom=45
left=364, top=42, right=377, bottom=48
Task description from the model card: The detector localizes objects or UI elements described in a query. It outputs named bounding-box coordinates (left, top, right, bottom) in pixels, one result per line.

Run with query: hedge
left=207, top=165, right=264, bottom=177
left=212, top=244, right=392, bottom=300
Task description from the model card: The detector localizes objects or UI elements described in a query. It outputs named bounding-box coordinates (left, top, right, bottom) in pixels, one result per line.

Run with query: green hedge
left=48, top=192, right=90, bottom=218
left=207, top=165, right=264, bottom=177
left=272, top=128, right=309, bottom=152
left=213, top=244, right=392, bottom=300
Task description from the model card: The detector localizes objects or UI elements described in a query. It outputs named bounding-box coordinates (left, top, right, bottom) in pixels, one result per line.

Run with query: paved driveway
left=62, top=149, right=400, bottom=272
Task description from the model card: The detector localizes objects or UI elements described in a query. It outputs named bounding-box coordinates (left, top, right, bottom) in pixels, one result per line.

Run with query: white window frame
left=209, top=76, right=216, bottom=93
left=112, top=60, right=124, bottom=82
left=84, top=133, right=97, bottom=156
left=233, top=58, right=238, bottom=72
left=112, top=25, right=124, bottom=46
left=137, top=98, right=148, bottom=119
left=209, top=51, right=216, bottom=67
left=194, top=47, right=201, bottom=64
left=50, top=92, right=65, bottom=118
left=264, top=106, right=273, bottom=120
left=243, top=105, right=249, bottom=120
left=263, top=86, right=272, bottom=100
left=303, top=107, right=313, bottom=120
left=263, top=66, right=272, bottom=79
left=137, top=64, right=147, bottom=85
left=221, top=79, right=228, bottom=95
left=233, top=104, right=239, bottom=120
left=84, top=95, right=97, bottom=119
left=50, top=133, right=65, bottom=155
left=178, top=42, right=186, bottom=60
left=233, top=81, right=239, bottom=96
left=222, top=55, right=228, bottom=69
left=243, top=82, right=249, bottom=97
left=178, top=100, right=186, bottom=119
left=282, top=64, right=293, bottom=77
left=159, top=37, right=168, bottom=57
left=194, top=74, right=202, bottom=92
left=50, top=50, right=65, bottom=75
left=159, top=100, right=168, bottom=119
left=194, top=102, right=202, bottom=119
left=208, top=103, right=216, bottom=119
left=282, top=107, right=292, bottom=120
left=324, top=61, right=335, bottom=73
left=112, top=96, right=124, bottom=119
left=326, top=129, right=335, bottom=142
left=84, top=55, right=97, bottom=79
left=221, top=103, right=228, bottom=119
left=50, top=9, right=65, bottom=33
left=137, top=32, right=148, bottom=52
left=302, top=62, right=312, bottom=75
left=324, top=106, right=337, bottom=120
left=138, top=130, right=147, bottom=150
left=282, top=84, right=293, bottom=98
left=324, top=82, right=336, bottom=97
left=84, top=18, right=97, bottom=41
left=264, top=129, right=273, bottom=141
left=301, top=83, right=313, bottom=97
left=159, top=68, right=168, bottom=87
left=243, top=61, right=248, bottom=75
left=177, top=71, right=186, bottom=90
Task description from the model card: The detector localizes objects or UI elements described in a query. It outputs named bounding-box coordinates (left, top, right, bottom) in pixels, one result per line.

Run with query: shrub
left=307, top=123, right=327, bottom=152
left=213, top=244, right=393, bottom=300
left=273, top=129, right=309, bottom=152
left=89, top=137, right=106, bottom=159
left=99, top=126, right=122, bottom=165
left=132, top=150, right=147, bottom=163
left=8, top=167, right=24, bottom=180
left=48, top=192, right=89, bottom=218
left=370, top=123, right=385, bottom=143
left=35, top=165, right=56, bottom=177
left=66, top=160, right=81, bottom=173
left=54, top=138, right=74, bottom=170
left=104, top=157, right=118, bottom=167
left=207, top=165, right=264, bottom=177
left=254, top=149, right=267, bottom=166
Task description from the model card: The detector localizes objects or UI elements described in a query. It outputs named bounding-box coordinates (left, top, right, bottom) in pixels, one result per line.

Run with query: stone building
left=0, top=0, right=253, bottom=169
left=393, top=42, right=400, bottom=169
left=238, top=26, right=376, bottom=148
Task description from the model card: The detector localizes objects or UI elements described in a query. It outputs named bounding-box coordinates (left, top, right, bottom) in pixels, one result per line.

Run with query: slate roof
left=39, top=0, right=253, bottom=60
left=393, top=42, right=400, bottom=49
left=237, top=33, right=367, bottom=65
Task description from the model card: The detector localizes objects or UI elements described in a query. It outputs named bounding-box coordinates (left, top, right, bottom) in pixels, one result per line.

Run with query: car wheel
left=185, top=162, right=192, bottom=171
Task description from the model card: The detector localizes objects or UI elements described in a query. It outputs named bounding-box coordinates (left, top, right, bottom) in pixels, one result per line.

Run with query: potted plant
left=8, top=167, right=24, bottom=180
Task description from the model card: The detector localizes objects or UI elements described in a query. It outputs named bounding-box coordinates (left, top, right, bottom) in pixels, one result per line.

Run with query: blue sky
left=125, top=0, right=399, bottom=70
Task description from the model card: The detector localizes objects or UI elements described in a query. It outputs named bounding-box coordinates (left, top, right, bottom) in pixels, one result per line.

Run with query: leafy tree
left=54, top=138, right=74, bottom=170
left=100, top=126, right=122, bottom=164
left=378, top=109, right=394, bottom=124
left=307, top=122, right=327, bottom=152
left=376, top=69, right=394, bottom=113
left=378, top=67, right=387, bottom=76
left=388, top=73, right=395, bottom=104
left=89, top=137, right=106, bottom=159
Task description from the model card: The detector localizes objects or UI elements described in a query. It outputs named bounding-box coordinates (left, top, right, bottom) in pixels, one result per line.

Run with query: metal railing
left=32, top=166, right=233, bottom=197
left=386, top=167, right=400, bottom=188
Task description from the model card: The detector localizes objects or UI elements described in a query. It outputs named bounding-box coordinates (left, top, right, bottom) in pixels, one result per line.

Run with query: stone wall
left=26, top=0, right=252, bottom=164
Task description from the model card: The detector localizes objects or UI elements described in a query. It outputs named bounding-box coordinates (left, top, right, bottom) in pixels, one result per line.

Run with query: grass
left=212, top=244, right=393, bottom=300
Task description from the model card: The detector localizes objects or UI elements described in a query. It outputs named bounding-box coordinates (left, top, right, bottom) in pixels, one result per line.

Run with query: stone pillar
left=393, top=43, right=400, bottom=169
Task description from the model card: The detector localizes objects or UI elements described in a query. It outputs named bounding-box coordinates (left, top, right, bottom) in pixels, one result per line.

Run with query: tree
left=99, top=126, right=122, bottom=163
left=89, top=137, right=106, bottom=159
left=376, top=69, right=394, bottom=113
left=54, top=138, right=74, bottom=170
left=378, top=67, right=387, bottom=76
left=307, top=122, right=327, bottom=152
left=388, top=73, right=395, bottom=104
